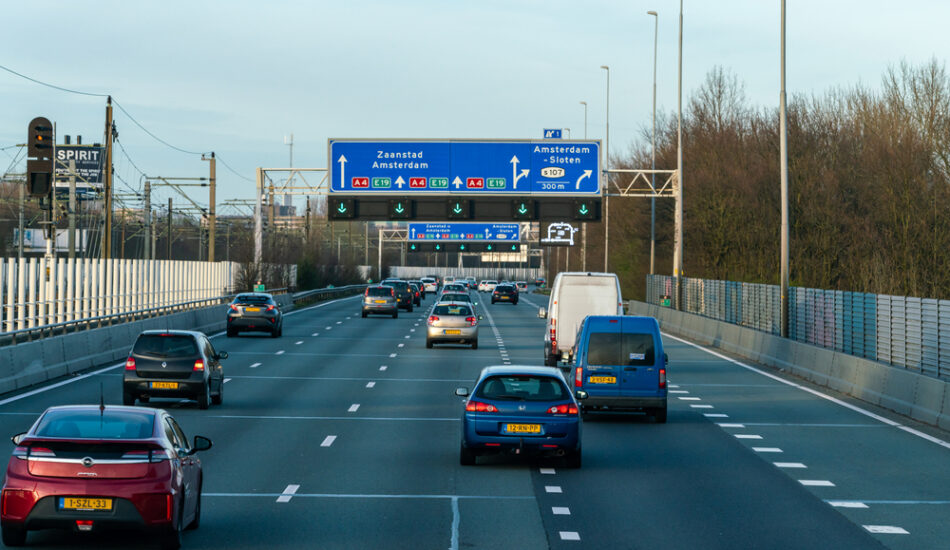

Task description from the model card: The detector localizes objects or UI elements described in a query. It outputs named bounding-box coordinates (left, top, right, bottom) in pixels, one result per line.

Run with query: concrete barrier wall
left=628, top=300, right=950, bottom=431
left=0, top=304, right=233, bottom=396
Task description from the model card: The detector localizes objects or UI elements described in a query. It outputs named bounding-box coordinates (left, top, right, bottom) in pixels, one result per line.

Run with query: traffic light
left=446, top=199, right=471, bottom=219
left=27, top=117, right=53, bottom=197
left=329, top=198, right=356, bottom=219
left=511, top=199, right=535, bottom=220
left=388, top=199, right=412, bottom=220
left=573, top=198, right=601, bottom=221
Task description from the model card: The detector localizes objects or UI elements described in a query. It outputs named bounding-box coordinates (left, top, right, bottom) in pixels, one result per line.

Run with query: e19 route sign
left=328, top=139, right=600, bottom=196
left=408, top=222, right=519, bottom=242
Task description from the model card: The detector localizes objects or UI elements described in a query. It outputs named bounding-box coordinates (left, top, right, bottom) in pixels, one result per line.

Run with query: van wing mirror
left=538, top=307, right=547, bottom=319
left=664, top=353, right=669, bottom=364
left=455, top=387, right=469, bottom=397
left=575, top=390, right=589, bottom=400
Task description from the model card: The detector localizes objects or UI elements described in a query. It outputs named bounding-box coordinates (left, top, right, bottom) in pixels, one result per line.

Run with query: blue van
left=571, top=315, right=668, bottom=422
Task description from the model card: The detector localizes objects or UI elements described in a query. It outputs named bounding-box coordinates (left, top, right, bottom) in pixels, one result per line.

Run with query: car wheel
left=211, top=380, right=223, bottom=405
left=392, top=311, right=398, bottom=319
left=160, top=502, right=184, bottom=550
left=362, top=311, right=367, bottom=318
left=544, top=352, right=557, bottom=367
left=513, top=300, right=518, bottom=305
left=471, top=340, right=478, bottom=350
left=459, top=443, right=476, bottom=466
left=426, top=339, right=433, bottom=349
left=407, top=304, right=413, bottom=313
left=1, top=525, right=27, bottom=547
left=226, top=328, right=234, bottom=338
left=122, top=391, right=135, bottom=406
left=139, top=395, right=150, bottom=403
left=197, top=383, right=210, bottom=410
left=565, top=447, right=582, bottom=469
left=653, top=403, right=668, bottom=424
left=186, top=479, right=202, bottom=530
left=271, top=327, right=280, bottom=338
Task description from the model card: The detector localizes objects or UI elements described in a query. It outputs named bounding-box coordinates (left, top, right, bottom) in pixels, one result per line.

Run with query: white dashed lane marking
left=250, top=363, right=261, bottom=369
left=775, top=462, right=807, bottom=469
left=312, top=333, right=319, bottom=337
left=704, top=413, right=728, bottom=418
left=690, top=404, right=714, bottom=409
left=799, top=480, right=835, bottom=487
left=864, top=526, right=909, bottom=534
left=276, top=484, right=299, bottom=503
left=404, top=335, right=411, bottom=339
left=678, top=397, right=701, bottom=401
left=325, top=326, right=332, bottom=330
left=669, top=390, right=690, bottom=394
left=717, top=423, right=745, bottom=428
left=223, top=378, right=232, bottom=384
left=559, top=531, right=581, bottom=541
left=366, top=381, right=376, bottom=388
left=398, top=344, right=404, bottom=348
left=389, top=353, right=397, bottom=358
left=320, top=436, right=337, bottom=447
left=829, top=501, right=868, bottom=508
left=295, top=341, right=303, bottom=345
left=276, top=350, right=285, bottom=355
left=348, top=404, right=360, bottom=413
left=544, top=486, right=562, bottom=494
left=379, top=366, right=388, bottom=371
left=336, top=321, right=343, bottom=325
left=552, top=507, right=571, bottom=515
left=540, top=468, right=556, bottom=475
left=735, top=434, right=763, bottom=440
left=753, top=447, right=783, bottom=453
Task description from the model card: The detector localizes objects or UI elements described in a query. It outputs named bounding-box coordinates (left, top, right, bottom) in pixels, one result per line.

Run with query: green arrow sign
left=394, top=203, right=405, bottom=214
left=518, top=203, right=528, bottom=215
left=337, top=203, right=347, bottom=214
left=452, top=203, right=463, bottom=214
left=579, top=204, right=589, bottom=215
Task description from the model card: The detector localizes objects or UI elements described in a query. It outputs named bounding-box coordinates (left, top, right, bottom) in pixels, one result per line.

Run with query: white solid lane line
left=250, top=363, right=261, bottom=369
left=0, top=362, right=123, bottom=407
left=321, top=435, right=337, bottom=447
left=276, top=484, right=300, bottom=503
left=348, top=404, right=360, bottom=413
left=864, top=526, right=909, bottom=534
left=552, top=507, right=571, bottom=515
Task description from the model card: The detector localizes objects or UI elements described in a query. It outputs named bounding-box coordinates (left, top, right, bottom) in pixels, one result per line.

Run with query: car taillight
left=166, top=493, right=173, bottom=522
left=266, top=305, right=275, bottom=312
left=428, top=315, right=439, bottom=325
left=575, top=367, right=583, bottom=387
left=465, top=400, right=498, bottom=412
left=547, top=404, right=579, bottom=415
left=391, top=289, right=395, bottom=297
left=193, top=359, right=205, bottom=372
left=11, top=446, right=28, bottom=460
left=151, top=449, right=172, bottom=463
left=29, top=447, right=55, bottom=458
left=119, top=450, right=152, bottom=462
left=125, top=357, right=136, bottom=370
left=364, top=289, right=370, bottom=296
left=659, top=368, right=667, bottom=389
left=465, top=316, right=477, bottom=326
left=230, top=304, right=239, bottom=311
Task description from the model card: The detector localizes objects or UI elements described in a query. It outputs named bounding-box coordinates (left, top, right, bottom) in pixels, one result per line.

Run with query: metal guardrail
left=647, top=274, right=949, bottom=381
left=293, top=284, right=368, bottom=306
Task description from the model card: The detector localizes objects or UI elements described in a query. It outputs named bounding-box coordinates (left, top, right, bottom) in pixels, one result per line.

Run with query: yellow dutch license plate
left=500, top=296, right=509, bottom=299
left=589, top=376, right=616, bottom=384
left=506, top=423, right=541, bottom=434
left=374, top=300, right=386, bottom=304
left=60, top=497, right=113, bottom=511
left=151, top=381, right=179, bottom=389
left=444, top=330, right=461, bottom=335
left=245, top=307, right=261, bottom=312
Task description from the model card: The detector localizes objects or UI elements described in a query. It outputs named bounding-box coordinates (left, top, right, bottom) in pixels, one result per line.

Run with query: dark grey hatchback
left=123, top=330, right=227, bottom=410
left=227, top=293, right=283, bottom=337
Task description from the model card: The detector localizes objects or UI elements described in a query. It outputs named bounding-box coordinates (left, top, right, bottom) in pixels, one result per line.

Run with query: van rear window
left=586, top=332, right=655, bottom=366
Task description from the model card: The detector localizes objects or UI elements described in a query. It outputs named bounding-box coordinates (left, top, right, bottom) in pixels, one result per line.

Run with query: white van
left=538, top=272, right=623, bottom=366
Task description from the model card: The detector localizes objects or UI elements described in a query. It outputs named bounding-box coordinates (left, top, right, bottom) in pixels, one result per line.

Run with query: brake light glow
left=125, top=357, right=136, bottom=370
left=465, top=400, right=498, bottom=412
left=659, top=368, right=667, bottom=389
left=547, top=404, right=579, bottom=415
left=266, top=305, right=275, bottom=312
left=193, top=359, right=205, bottom=372
left=76, top=520, right=94, bottom=532
left=427, top=315, right=439, bottom=325
left=364, top=289, right=370, bottom=296
left=166, top=494, right=173, bottom=522
left=230, top=304, right=239, bottom=311
left=575, top=367, right=583, bottom=387
left=465, top=316, right=477, bottom=326
left=391, top=289, right=396, bottom=297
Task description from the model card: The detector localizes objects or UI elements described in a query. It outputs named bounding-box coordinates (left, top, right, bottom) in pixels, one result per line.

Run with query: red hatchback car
left=1, top=405, right=211, bottom=549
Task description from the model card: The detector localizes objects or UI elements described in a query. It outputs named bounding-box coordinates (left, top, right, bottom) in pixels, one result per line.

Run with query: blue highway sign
left=408, top=222, right=520, bottom=242
left=543, top=129, right=562, bottom=139
left=328, top=139, right=600, bottom=195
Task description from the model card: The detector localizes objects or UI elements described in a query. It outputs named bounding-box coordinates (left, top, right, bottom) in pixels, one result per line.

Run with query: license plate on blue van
left=589, top=375, right=616, bottom=384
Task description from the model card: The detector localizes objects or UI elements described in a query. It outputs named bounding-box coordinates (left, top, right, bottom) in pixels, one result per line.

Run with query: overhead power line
left=215, top=154, right=255, bottom=183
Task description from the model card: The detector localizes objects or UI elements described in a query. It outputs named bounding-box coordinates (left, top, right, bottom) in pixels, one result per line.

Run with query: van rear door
left=619, top=317, right=661, bottom=397
left=582, top=327, right=621, bottom=397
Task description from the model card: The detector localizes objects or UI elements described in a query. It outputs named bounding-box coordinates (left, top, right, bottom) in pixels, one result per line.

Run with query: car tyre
left=122, top=391, right=135, bottom=406
left=513, top=300, right=518, bottom=305
left=471, top=340, right=478, bottom=350
left=653, top=403, right=668, bottom=424
left=226, top=328, right=235, bottom=338
left=197, top=382, right=211, bottom=410
left=361, top=311, right=368, bottom=318
left=186, top=480, right=202, bottom=530
left=565, top=447, right=582, bottom=469
left=1, top=526, right=26, bottom=547
left=407, top=304, right=413, bottom=313
left=426, top=339, right=433, bottom=349
left=160, top=503, right=184, bottom=550
left=459, top=444, right=476, bottom=466
left=392, top=311, right=398, bottom=319
left=211, top=380, right=223, bottom=405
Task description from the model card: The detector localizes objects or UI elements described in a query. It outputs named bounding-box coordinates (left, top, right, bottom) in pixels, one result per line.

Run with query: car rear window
left=434, top=304, right=472, bottom=316
left=133, top=334, right=199, bottom=358
left=477, top=375, right=568, bottom=401
left=367, top=287, right=393, bottom=297
left=384, top=281, right=408, bottom=290
left=441, top=293, right=470, bottom=302
left=586, top=332, right=656, bottom=366
left=496, top=285, right=515, bottom=291
left=234, top=294, right=271, bottom=304
left=35, top=409, right=155, bottom=439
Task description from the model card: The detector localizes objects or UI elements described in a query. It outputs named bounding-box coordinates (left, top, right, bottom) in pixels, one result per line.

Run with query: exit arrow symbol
left=394, top=202, right=405, bottom=214
left=575, top=169, right=593, bottom=189
left=510, top=156, right=530, bottom=190
left=338, top=155, right=348, bottom=188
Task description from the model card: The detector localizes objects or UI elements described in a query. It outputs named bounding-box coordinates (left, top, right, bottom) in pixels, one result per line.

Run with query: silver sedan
left=426, top=303, right=480, bottom=349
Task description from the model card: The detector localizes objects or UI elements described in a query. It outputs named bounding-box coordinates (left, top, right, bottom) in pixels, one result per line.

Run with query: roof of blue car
left=478, top=365, right=565, bottom=378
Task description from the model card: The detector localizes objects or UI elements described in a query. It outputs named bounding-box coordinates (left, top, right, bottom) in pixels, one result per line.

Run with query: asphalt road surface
left=1, top=291, right=948, bottom=549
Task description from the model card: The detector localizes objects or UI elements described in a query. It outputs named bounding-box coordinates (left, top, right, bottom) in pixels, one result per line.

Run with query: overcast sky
left=2, top=0, right=947, bottom=212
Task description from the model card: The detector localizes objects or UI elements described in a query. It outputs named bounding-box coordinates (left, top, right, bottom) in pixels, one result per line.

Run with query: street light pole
left=600, top=65, right=610, bottom=273
left=648, top=10, right=658, bottom=276
left=580, top=101, right=588, bottom=271
left=674, top=0, right=684, bottom=309
left=780, top=0, right=790, bottom=337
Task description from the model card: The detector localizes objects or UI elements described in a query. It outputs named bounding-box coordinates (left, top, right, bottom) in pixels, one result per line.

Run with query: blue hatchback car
left=571, top=315, right=668, bottom=422
left=455, top=366, right=586, bottom=468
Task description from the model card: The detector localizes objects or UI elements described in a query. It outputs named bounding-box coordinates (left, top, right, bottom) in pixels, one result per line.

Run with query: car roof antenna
left=99, top=382, right=106, bottom=426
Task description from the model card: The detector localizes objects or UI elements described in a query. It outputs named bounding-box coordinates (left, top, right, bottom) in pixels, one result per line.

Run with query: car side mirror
left=216, top=351, right=229, bottom=360
left=455, top=387, right=469, bottom=397
left=575, top=390, right=589, bottom=400
left=192, top=435, right=213, bottom=453
left=11, top=433, right=25, bottom=445
left=538, top=307, right=547, bottom=319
